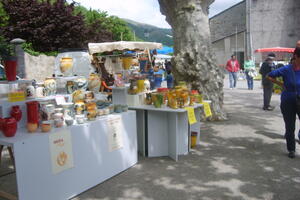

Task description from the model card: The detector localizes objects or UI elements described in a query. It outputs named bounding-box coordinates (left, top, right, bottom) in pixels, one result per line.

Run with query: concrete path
left=1, top=78, right=300, bottom=200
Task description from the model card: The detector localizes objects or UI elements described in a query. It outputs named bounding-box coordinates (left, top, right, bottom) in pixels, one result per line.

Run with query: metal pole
left=235, top=26, right=238, bottom=57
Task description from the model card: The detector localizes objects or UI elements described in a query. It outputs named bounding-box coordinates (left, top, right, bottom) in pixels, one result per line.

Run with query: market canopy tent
left=156, top=46, right=173, bottom=55
left=88, top=41, right=163, bottom=54
left=255, top=47, right=295, bottom=53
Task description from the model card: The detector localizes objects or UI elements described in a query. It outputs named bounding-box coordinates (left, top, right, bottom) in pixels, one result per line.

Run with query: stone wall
left=24, top=53, right=55, bottom=82
left=210, top=1, right=246, bottom=42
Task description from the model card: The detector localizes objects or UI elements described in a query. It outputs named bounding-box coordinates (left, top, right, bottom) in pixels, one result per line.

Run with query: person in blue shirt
left=166, top=69, right=174, bottom=89
left=267, top=47, right=300, bottom=158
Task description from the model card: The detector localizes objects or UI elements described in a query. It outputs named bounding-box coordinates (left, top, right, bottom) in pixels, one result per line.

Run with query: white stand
left=0, top=111, right=137, bottom=200
left=129, top=104, right=202, bottom=161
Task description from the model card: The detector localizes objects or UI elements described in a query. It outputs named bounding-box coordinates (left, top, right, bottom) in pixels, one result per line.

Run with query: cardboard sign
left=8, top=91, right=26, bottom=102
left=49, top=130, right=74, bottom=174
left=107, top=115, right=124, bottom=152
left=203, top=102, right=212, bottom=117
left=184, top=107, right=197, bottom=125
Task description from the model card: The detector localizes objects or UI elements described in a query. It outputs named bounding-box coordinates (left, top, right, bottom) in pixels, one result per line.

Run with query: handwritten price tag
left=203, top=102, right=212, bottom=117
left=184, top=107, right=197, bottom=125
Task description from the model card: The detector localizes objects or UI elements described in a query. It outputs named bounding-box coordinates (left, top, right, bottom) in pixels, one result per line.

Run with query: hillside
left=124, top=19, right=173, bottom=46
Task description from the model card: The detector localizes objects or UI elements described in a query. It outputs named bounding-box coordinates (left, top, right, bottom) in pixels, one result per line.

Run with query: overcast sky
left=72, top=0, right=243, bottom=28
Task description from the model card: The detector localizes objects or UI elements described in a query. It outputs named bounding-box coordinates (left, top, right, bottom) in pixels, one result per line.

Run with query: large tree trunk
left=158, top=0, right=227, bottom=120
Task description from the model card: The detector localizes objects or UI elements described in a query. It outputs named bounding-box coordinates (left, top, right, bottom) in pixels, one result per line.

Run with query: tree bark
left=158, top=0, right=227, bottom=120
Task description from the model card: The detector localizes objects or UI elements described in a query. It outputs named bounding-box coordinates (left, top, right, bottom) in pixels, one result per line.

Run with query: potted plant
left=0, top=39, right=17, bottom=81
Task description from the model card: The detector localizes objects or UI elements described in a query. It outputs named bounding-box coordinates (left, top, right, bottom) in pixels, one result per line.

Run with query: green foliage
left=0, top=36, right=16, bottom=60
left=22, top=42, right=58, bottom=57
left=125, top=19, right=173, bottom=46
left=75, top=5, right=134, bottom=41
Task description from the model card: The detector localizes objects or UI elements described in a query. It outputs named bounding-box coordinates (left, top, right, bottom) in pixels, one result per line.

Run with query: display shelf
left=0, top=111, right=138, bottom=200
left=0, top=79, right=34, bottom=85
left=129, top=104, right=203, bottom=113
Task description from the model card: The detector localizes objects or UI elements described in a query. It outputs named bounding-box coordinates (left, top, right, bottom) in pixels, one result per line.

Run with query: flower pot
left=4, top=60, right=17, bottom=81
left=2, top=117, right=17, bottom=137
left=10, top=105, right=22, bottom=122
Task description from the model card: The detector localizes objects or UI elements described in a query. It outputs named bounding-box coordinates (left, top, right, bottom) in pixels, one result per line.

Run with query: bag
left=248, top=68, right=257, bottom=78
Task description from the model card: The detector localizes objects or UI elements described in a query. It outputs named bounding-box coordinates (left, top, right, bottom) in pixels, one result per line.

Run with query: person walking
left=244, top=57, right=256, bottom=90
left=259, top=53, right=276, bottom=110
left=267, top=47, right=300, bottom=158
left=226, top=55, right=240, bottom=89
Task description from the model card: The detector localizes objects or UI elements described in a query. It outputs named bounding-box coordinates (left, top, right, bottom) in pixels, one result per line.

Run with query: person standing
left=267, top=47, right=300, bottom=158
left=226, top=55, right=240, bottom=89
left=259, top=53, right=276, bottom=110
left=244, top=57, right=256, bottom=90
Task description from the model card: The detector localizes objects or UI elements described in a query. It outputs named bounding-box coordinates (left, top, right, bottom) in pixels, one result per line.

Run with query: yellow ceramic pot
left=88, top=73, right=101, bottom=92
left=122, top=57, right=133, bottom=70
left=44, top=78, right=57, bottom=96
left=60, top=57, right=73, bottom=74
left=137, top=79, right=145, bottom=93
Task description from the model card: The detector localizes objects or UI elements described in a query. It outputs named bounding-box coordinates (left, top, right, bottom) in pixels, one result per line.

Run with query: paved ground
left=1, top=78, right=300, bottom=200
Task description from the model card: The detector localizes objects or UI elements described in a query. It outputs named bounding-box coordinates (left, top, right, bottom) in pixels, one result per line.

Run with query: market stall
left=0, top=53, right=138, bottom=199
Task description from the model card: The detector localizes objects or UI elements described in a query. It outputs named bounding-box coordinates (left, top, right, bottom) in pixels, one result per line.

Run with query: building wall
left=212, top=32, right=245, bottom=67
left=209, top=1, right=246, bottom=67
left=250, top=0, right=300, bottom=61
left=210, top=1, right=246, bottom=42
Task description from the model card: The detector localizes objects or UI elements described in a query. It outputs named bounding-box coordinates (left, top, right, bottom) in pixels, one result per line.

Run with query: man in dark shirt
left=259, top=53, right=276, bottom=110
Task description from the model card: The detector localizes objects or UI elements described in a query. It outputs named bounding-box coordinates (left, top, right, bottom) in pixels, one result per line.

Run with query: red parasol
left=255, top=47, right=295, bottom=53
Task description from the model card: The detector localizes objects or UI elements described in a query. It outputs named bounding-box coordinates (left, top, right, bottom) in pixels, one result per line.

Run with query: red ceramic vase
left=10, top=105, right=22, bottom=122
left=4, top=60, right=17, bottom=81
left=2, top=117, right=17, bottom=137
left=0, top=118, right=5, bottom=131
left=26, top=101, right=39, bottom=123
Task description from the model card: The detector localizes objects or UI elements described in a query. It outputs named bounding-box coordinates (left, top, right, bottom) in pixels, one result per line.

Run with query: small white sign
left=55, top=96, right=66, bottom=105
left=107, top=115, right=123, bottom=152
left=49, top=130, right=74, bottom=174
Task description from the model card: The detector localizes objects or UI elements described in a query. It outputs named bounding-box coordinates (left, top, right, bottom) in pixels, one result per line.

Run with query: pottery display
left=26, top=85, right=36, bottom=98
left=44, top=78, right=57, bottom=96
left=88, top=73, right=101, bottom=93
left=10, top=105, right=22, bottom=122
left=1, top=117, right=17, bottom=137
left=62, top=103, right=74, bottom=126
left=74, top=100, right=85, bottom=115
left=60, top=57, right=73, bottom=76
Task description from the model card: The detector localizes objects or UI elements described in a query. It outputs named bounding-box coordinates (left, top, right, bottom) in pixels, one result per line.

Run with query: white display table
left=129, top=104, right=202, bottom=161
left=0, top=111, right=137, bottom=200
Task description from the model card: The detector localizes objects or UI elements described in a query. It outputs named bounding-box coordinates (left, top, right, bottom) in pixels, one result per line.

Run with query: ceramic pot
left=41, top=121, right=52, bottom=133
left=26, top=101, right=39, bottom=123
left=86, top=102, right=97, bottom=121
left=60, top=57, right=73, bottom=76
left=62, top=103, right=74, bottom=126
left=75, top=115, right=85, bottom=124
left=44, top=78, right=57, bottom=96
left=36, top=84, right=45, bottom=98
left=26, top=85, right=36, bottom=98
left=26, top=101, right=39, bottom=133
left=84, top=91, right=95, bottom=103
left=4, top=60, right=17, bottom=81
left=88, top=73, right=101, bottom=93
left=72, top=90, right=85, bottom=102
left=66, top=80, right=75, bottom=94
left=74, top=100, right=85, bottom=115
left=74, top=77, right=88, bottom=91
left=10, top=105, right=22, bottom=122
left=2, top=117, right=17, bottom=137
left=53, top=112, right=64, bottom=128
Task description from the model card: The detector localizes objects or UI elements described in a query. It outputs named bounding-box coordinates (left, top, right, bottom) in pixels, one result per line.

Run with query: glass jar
left=151, top=93, right=163, bottom=108
left=41, top=121, right=52, bottom=133
left=86, top=102, right=97, bottom=121
left=167, top=90, right=178, bottom=109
